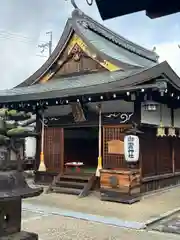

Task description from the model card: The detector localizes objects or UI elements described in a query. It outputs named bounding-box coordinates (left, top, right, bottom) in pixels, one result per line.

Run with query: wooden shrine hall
left=1, top=9, right=180, bottom=203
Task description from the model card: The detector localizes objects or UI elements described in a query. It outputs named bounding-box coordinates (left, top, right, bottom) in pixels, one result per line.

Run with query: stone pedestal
left=0, top=171, right=43, bottom=240
left=0, top=198, right=38, bottom=239
left=0, top=231, right=38, bottom=240
left=0, top=198, right=21, bottom=236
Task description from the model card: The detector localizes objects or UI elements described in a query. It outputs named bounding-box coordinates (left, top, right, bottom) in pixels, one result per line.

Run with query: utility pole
left=38, top=31, right=52, bottom=57
left=46, top=31, right=52, bottom=57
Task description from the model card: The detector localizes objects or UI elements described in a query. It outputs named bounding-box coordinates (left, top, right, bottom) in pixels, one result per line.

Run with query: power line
left=0, top=29, right=55, bottom=59
left=0, top=33, right=56, bottom=50
left=0, top=30, right=55, bottom=48
left=0, top=35, right=38, bottom=44
left=35, top=54, right=48, bottom=58
left=0, top=29, right=47, bottom=44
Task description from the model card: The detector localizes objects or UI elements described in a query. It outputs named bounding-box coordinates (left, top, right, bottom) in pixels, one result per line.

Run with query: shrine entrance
left=64, top=126, right=98, bottom=173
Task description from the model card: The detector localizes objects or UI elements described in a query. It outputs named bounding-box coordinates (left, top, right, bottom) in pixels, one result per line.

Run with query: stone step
left=51, top=186, right=82, bottom=195
left=56, top=180, right=85, bottom=189
left=61, top=174, right=90, bottom=182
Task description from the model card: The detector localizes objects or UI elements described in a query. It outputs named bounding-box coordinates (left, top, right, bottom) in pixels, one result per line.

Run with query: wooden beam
left=60, top=128, right=64, bottom=174
left=78, top=174, right=97, bottom=198
left=171, top=107, right=175, bottom=174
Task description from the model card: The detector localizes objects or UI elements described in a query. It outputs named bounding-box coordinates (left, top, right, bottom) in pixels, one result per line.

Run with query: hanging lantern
left=167, top=126, right=176, bottom=137
left=124, top=135, right=139, bottom=162
left=143, top=100, right=159, bottom=111
left=25, top=137, right=37, bottom=159
left=156, top=121, right=166, bottom=137
left=177, top=129, right=180, bottom=138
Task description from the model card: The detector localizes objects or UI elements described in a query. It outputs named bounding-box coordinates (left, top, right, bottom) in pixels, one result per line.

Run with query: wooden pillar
left=96, top=104, right=102, bottom=177
left=171, top=107, right=175, bottom=174
left=172, top=140, right=175, bottom=174
left=60, top=128, right=64, bottom=174
left=35, top=112, right=41, bottom=171
left=38, top=112, right=46, bottom=172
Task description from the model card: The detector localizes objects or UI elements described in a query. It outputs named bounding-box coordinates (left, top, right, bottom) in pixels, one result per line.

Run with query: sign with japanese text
left=124, top=135, right=139, bottom=162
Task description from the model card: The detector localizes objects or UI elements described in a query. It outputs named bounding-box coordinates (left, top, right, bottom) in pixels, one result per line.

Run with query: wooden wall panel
left=103, top=125, right=133, bottom=169
left=174, top=138, right=180, bottom=172
left=156, top=138, right=172, bottom=175
left=141, top=127, right=173, bottom=178
left=140, top=128, right=157, bottom=177
left=44, top=127, right=64, bottom=173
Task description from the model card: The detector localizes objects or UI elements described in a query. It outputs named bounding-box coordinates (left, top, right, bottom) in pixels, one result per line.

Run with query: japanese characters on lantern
left=124, top=135, right=139, bottom=162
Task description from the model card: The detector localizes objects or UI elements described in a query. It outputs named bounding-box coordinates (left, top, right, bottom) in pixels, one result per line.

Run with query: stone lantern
left=0, top=108, right=43, bottom=239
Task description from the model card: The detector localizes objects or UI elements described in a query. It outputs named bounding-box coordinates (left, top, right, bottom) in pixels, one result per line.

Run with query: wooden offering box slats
left=100, top=169, right=141, bottom=204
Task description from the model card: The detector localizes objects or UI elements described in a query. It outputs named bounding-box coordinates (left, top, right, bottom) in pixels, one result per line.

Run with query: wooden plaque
left=107, top=139, right=124, bottom=155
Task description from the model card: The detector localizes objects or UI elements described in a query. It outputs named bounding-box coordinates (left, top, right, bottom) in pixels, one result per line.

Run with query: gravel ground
left=24, top=186, right=180, bottom=223
left=23, top=182, right=180, bottom=239
left=22, top=210, right=180, bottom=240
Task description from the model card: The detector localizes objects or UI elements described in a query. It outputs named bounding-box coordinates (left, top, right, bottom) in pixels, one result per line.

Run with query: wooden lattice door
left=44, top=127, right=64, bottom=173
left=103, top=125, right=131, bottom=169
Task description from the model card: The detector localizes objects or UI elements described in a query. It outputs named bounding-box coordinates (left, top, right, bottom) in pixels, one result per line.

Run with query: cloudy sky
left=1, top=0, right=180, bottom=89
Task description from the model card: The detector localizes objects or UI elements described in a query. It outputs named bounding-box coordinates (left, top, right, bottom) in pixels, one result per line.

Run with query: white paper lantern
left=124, top=135, right=139, bottom=162
left=25, top=137, right=36, bottom=159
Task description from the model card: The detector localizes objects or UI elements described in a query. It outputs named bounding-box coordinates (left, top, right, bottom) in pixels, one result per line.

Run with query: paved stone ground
left=24, top=185, right=180, bottom=223
left=22, top=209, right=48, bottom=223
left=22, top=181, right=180, bottom=238
left=151, top=212, right=180, bottom=235
left=22, top=209, right=180, bottom=240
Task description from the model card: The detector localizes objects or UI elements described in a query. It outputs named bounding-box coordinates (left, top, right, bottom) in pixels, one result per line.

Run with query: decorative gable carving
left=70, top=43, right=82, bottom=62
left=39, top=33, right=120, bottom=84
left=54, top=52, right=106, bottom=78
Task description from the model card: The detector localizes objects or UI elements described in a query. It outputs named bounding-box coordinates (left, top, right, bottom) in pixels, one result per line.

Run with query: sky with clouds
left=0, top=0, right=180, bottom=89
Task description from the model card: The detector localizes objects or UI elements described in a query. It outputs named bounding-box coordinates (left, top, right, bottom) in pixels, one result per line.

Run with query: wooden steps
left=60, top=174, right=90, bottom=181
left=56, top=180, right=85, bottom=189
left=46, top=172, right=97, bottom=198
left=50, top=186, right=82, bottom=195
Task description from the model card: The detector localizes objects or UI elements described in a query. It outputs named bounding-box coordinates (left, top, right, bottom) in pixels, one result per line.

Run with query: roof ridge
left=72, top=9, right=159, bottom=62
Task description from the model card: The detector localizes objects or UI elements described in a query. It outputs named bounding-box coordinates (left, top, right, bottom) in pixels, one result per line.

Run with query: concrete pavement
left=24, top=185, right=180, bottom=227
left=22, top=181, right=180, bottom=238
left=22, top=210, right=180, bottom=240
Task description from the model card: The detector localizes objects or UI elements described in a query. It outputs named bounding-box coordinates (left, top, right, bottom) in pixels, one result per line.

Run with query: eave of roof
left=72, top=9, right=158, bottom=62
left=1, top=61, right=180, bottom=103
left=73, top=21, right=155, bottom=68
left=16, top=9, right=158, bottom=88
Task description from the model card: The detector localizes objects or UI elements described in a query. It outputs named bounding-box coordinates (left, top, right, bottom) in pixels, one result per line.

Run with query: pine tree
left=0, top=108, right=37, bottom=171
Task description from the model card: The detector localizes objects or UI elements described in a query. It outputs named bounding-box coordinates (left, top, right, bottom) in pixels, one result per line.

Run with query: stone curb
left=145, top=207, right=180, bottom=227
left=22, top=202, right=180, bottom=230
left=22, top=202, right=146, bottom=230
